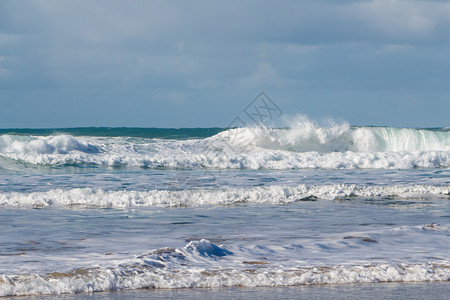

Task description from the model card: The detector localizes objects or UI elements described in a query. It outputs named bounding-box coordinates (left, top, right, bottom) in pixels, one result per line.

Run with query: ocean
left=0, top=122, right=449, bottom=297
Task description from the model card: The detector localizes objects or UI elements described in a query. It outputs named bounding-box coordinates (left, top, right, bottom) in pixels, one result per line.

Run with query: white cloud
left=153, top=90, right=186, bottom=104
left=283, top=44, right=322, bottom=55
left=238, top=62, right=285, bottom=89
left=2, top=0, right=450, bottom=92
left=1, top=0, right=450, bottom=124
left=0, top=56, right=5, bottom=75
left=350, top=0, right=450, bottom=41
left=376, top=44, right=416, bottom=54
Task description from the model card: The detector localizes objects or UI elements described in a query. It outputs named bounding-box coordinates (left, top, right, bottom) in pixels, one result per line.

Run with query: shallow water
left=2, top=282, right=449, bottom=300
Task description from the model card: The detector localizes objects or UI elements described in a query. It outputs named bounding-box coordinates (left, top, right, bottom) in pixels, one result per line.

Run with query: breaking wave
left=0, top=184, right=448, bottom=208
left=0, top=119, right=448, bottom=170
left=1, top=239, right=448, bottom=297
left=218, top=117, right=449, bottom=153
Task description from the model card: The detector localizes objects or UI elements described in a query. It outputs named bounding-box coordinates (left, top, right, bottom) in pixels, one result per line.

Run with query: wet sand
left=6, top=281, right=449, bottom=300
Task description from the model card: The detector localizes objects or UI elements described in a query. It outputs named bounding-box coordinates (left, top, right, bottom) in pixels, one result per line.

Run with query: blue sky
left=0, top=0, right=449, bottom=128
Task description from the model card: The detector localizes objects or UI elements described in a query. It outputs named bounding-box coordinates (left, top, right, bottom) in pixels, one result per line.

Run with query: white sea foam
left=0, top=239, right=448, bottom=296
left=1, top=123, right=448, bottom=298
left=218, top=116, right=450, bottom=152
left=0, top=139, right=449, bottom=170
left=0, top=184, right=448, bottom=208
left=0, top=134, right=99, bottom=155
left=2, top=147, right=448, bottom=169
left=0, top=123, right=449, bottom=170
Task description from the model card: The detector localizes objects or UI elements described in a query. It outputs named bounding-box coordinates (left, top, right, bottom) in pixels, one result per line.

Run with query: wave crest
left=214, top=116, right=449, bottom=153
left=0, top=135, right=99, bottom=155
left=0, top=184, right=448, bottom=208
left=1, top=238, right=448, bottom=296
left=0, top=122, right=449, bottom=170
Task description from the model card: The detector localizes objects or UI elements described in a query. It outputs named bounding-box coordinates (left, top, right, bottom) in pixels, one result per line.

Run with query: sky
left=0, top=0, right=449, bottom=128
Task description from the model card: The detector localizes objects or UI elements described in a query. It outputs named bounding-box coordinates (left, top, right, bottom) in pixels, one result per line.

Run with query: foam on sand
left=1, top=239, right=448, bottom=297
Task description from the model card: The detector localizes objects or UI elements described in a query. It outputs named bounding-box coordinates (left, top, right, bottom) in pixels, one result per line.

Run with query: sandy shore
left=4, top=281, right=449, bottom=300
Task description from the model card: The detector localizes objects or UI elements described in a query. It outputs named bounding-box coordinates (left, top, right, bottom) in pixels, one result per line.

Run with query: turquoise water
left=0, top=127, right=224, bottom=139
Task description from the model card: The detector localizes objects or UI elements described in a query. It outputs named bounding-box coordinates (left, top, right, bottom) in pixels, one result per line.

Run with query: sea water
left=0, top=121, right=449, bottom=296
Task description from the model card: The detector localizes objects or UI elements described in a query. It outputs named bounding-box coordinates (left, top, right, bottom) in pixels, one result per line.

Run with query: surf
left=0, top=116, right=448, bottom=170
left=0, top=184, right=448, bottom=208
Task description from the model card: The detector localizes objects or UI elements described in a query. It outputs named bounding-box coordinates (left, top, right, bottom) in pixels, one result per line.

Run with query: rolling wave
left=1, top=184, right=448, bottom=208
left=0, top=121, right=448, bottom=170
left=1, top=238, right=449, bottom=296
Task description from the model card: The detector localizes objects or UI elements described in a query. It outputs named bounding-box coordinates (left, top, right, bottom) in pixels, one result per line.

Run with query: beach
left=5, top=282, right=450, bottom=300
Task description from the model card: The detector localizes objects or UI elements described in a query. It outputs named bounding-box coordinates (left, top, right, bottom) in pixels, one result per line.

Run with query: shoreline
left=5, top=281, right=449, bottom=300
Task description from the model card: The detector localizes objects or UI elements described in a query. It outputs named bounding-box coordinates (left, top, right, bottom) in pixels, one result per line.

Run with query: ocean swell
left=0, top=123, right=449, bottom=170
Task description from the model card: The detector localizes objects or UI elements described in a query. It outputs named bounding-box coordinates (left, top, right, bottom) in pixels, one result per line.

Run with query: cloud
left=2, top=0, right=450, bottom=88
left=349, top=0, right=449, bottom=42
left=0, top=56, right=5, bottom=71
left=0, top=0, right=449, bottom=127
left=238, top=62, right=286, bottom=89
left=153, top=90, right=187, bottom=104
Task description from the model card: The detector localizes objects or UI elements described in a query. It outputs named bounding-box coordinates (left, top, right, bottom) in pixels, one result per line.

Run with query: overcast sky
left=0, top=0, right=449, bottom=128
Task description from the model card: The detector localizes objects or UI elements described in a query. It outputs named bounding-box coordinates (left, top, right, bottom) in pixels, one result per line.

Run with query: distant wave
left=0, top=119, right=449, bottom=170
left=0, top=127, right=224, bottom=139
left=1, top=184, right=448, bottom=208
